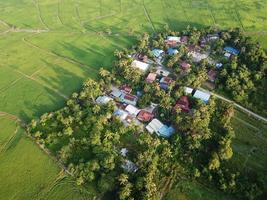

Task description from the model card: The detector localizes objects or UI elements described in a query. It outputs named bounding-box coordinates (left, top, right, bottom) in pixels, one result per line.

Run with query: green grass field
left=0, top=0, right=266, bottom=199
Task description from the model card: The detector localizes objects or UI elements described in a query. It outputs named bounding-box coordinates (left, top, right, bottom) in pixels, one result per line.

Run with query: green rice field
left=0, top=0, right=266, bottom=199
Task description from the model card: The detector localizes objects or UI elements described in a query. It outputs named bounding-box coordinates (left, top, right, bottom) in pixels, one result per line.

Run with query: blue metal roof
left=167, top=48, right=178, bottom=55
left=158, top=125, right=175, bottom=137
left=224, top=47, right=240, bottom=55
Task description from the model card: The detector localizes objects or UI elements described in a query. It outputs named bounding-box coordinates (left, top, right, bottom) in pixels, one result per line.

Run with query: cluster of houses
left=131, top=34, right=240, bottom=87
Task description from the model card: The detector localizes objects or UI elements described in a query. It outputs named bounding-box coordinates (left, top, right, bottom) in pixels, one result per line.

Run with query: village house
left=193, top=90, right=211, bottom=103
left=152, top=49, right=164, bottom=58
left=110, top=87, right=123, bottom=98
left=180, top=61, right=191, bottom=72
left=131, top=60, right=150, bottom=72
left=146, top=72, right=157, bottom=83
left=224, top=46, right=240, bottom=56
left=96, top=95, right=113, bottom=104
left=137, top=110, right=154, bottom=122
left=159, top=76, right=173, bottom=90
left=146, top=119, right=175, bottom=137
left=207, top=69, right=217, bottom=82
left=189, top=51, right=209, bottom=63
left=156, top=65, right=170, bottom=77
left=125, top=104, right=140, bottom=116
left=120, top=93, right=138, bottom=106
left=167, top=48, right=179, bottom=56
left=165, top=36, right=181, bottom=47
left=184, top=87, right=193, bottom=95
left=120, top=85, right=132, bottom=94
left=173, top=96, right=190, bottom=113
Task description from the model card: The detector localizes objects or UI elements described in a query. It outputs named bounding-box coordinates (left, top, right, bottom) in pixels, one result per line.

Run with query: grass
left=0, top=117, right=91, bottom=200
left=231, top=110, right=267, bottom=175
left=164, top=181, right=234, bottom=200
left=0, top=0, right=266, bottom=199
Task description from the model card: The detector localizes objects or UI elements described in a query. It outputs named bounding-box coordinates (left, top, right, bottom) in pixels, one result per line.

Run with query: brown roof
left=180, top=61, right=191, bottom=71
left=174, top=96, right=190, bottom=112
left=146, top=73, right=157, bottom=83
left=137, top=110, right=154, bottom=122
left=121, top=85, right=132, bottom=94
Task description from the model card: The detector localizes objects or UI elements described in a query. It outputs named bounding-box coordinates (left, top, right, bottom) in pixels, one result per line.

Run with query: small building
left=146, top=73, right=157, bottom=83
left=165, top=36, right=181, bottom=47
left=137, top=110, right=154, bottom=122
left=215, top=63, right=223, bottom=69
left=152, top=49, right=164, bottom=58
left=189, top=51, right=208, bottom=63
left=224, top=52, right=231, bottom=58
left=120, top=148, right=128, bottom=157
left=146, top=118, right=164, bottom=134
left=146, top=119, right=174, bottom=137
left=120, top=85, right=132, bottom=94
left=156, top=66, right=170, bottom=77
left=125, top=104, right=140, bottom=116
left=180, top=61, right=191, bottom=72
left=208, top=69, right=217, bottom=82
left=193, top=90, right=211, bottom=103
left=167, top=36, right=181, bottom=43
left=173, top=96, right=190, bottom=113
left=96, top=96, right=113, bottom=104
left=114, top=109, right=128, bottom=121
left=158, top=125, right=175, bottom=137
left=167, top=48, right=179, bottom=56
left=160, top=76, right=173, bottom=90
left=207, top=34, right=219, bottom=41
left=110, top=88, right=123, bottom=98
left=224, top=47, right=240, bottom=56
left=122, top=160, right=138, bottom=173
left=120, top=93, right=138, bottom=106
left=132, top=60, right=150, bottom=72
left=184, top=87, right=193, bottom=95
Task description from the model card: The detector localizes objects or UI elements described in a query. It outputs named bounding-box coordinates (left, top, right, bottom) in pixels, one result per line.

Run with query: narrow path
left=142, top=2, right=156, bottom=32
left=15, top=69, right=68, bottom=99
left=22, top=33, right=99, bottom=74
left=0, top=111, right=25, bottom=127
left=200, top=88, right=267, bottom=123
left=33, top=0, right=50, bottom=30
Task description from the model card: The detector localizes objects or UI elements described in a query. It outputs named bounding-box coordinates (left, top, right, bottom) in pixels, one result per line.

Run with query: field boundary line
left=142, top=2, right=156, bottom=33
left=57, top=0, right=64, bottom=25
left=14, top=69, right=68, bottom=99
left=0, top=120, right=20, bottom=153
left=0, top=19, right=11, bottom=28
left=33, top=0, right=50, bottom=30
left=200, top=88, right=267, bottom=123
left=22, top=33, right=99, bottom=74
left=0, top=77, right=23, bottom=94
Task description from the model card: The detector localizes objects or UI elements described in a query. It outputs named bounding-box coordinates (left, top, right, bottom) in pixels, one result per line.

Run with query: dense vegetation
left=28, top=27, right=266, bottom=200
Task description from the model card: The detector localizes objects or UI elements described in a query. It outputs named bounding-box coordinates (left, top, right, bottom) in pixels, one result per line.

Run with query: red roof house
left=208, top=69, right=217, bottom=82
left=137, top=110, right=154, bottom=122
left=120, top=85, right=132, bottom=94
left=173, top=96, right=190, bottom=113
left=146, top=73, right=157, bottom=83
left=180, top=61, right=191, bottom=71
